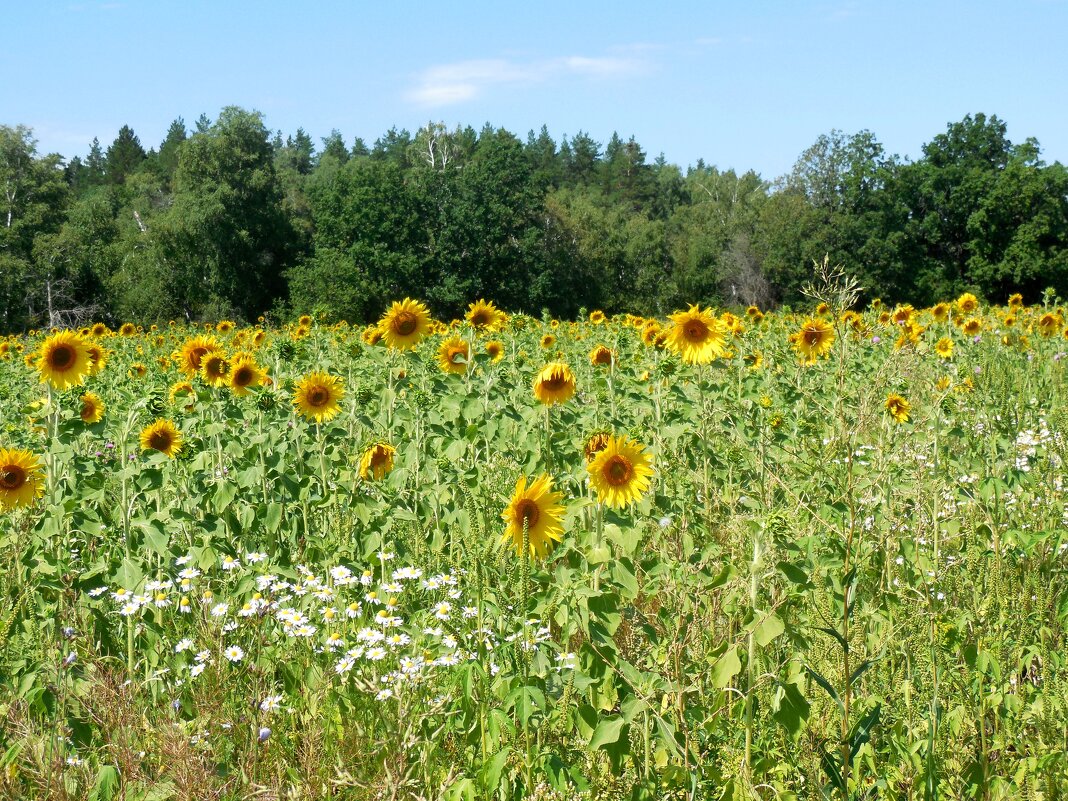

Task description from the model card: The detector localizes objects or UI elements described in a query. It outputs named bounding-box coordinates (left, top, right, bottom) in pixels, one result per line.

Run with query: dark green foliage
left=1, top=110, right=1067, bottom=331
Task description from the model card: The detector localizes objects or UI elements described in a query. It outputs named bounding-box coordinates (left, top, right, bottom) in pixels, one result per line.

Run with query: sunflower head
left=1007, top=293, right=1024, bottom=309
left=934, top=337, right=954, bottom=359
left=139, top=419, right=184, bottom=458
left=36, top=331, right=91, bottom=390
left=228, top=353, right=265, bottom=396
left=119, top=322, right=137, bottom=337
left=437, top=337, right=471, bottom=374
left=956, top=293, right=979, bottom=314
left=589, top=310, right=606, bottom=325
left=466, top=299, right=506, bottom=331
left=359, top=442, right=396, bottom=481
left=885, top=393, right=911, bottom=424
left=169, top=381, right=196, bottom=410
left=665, top=305, right=727, bottom=364
left=532, top=362, right=576, bottom=405
left=293, top=371, right=345, bottom=423
left=216, top=320, right=236, bottom=334
left=80, top=392, right=105, bottom=424
left=201, top=353, right=230, bottom=387
left=540, top=333, right=556, bottom=349
left=90, top=322, right=109, bottom=337
left=379, top=298, right=432, bottom=350
left=501, top=474, right=565, bottom=559
left=793, top=318, right=835, bottom=364
left=177, top=335, right=222, bottom=376
left=485, top=340, right=504, bottom=362
left=587, top=435, right=654, bottom=509
left=961, top=317, right=982, bottom=336
left=930, top=302, right=951, bottom=322
left=362, top=326, right=384, bottom=346
left=589, top=345, right=614, bottom=367
left=584, top=431, right=611, bottom=463
left=0, top=449, right=44, bottom=511
left=641, top=321, right=662, bottom=347
left=298, top=314, right=313, bottom=328
left=85, top=342, right=108, bottom=376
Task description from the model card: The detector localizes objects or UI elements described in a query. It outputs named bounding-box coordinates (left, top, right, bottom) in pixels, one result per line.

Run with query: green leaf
left=848, top=703, right=881, bottom=759
left=88, top=765, right=120, bottom=801
left=710, top=645, right=741, bottom=689
left=776, top=560, right=809, bottom=586
left=772, top=682, right=810, bottom=738
left=589, top=715, right=626, bottom=749
left=480, top=747, right=510, bottom=789
left=753, top=613, right=785, bottom=647
left=805, top=665, right=844, bottom=713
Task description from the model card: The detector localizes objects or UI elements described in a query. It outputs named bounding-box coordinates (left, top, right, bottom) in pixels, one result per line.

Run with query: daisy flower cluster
left=83, top=547, right=578, bottom=708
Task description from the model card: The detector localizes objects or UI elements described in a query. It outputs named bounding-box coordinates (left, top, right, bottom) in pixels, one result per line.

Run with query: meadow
left=1, top=269, right=1067, bottom=800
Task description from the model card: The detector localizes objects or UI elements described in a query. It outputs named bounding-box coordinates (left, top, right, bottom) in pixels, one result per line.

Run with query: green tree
left=105, top=125, right=147, bottom=185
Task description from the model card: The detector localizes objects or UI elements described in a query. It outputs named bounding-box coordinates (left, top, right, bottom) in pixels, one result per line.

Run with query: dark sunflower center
left=307, top=387, right=329, bottom=407
left=515, top=499, right=540, bottom=529
left=1, top=466, right=26, bottom=490
left=803, top=330, right=822, bottom=346
left=542, top=376, right=566, bottom=392
left=51, top=345, right=75, bottom=370
left=471, top=312, right=490, bottom=327
left=450, top=347, right=467, bottom=364
left=190, top=347, right=209, bottom=369
left=684, top=321, right=708, bottom=342
left=233, top=367, right=253, bottom=386
left=149, top=432, right=173, bottom=451
left=604, top=455, right=632, bottom=486
left=393, top=312, right=418, bottom=336
left=81, top=400, right=95, bottom=418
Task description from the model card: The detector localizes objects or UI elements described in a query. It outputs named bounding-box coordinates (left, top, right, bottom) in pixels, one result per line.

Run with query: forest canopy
left=2, top=109, right=1066, bottom=331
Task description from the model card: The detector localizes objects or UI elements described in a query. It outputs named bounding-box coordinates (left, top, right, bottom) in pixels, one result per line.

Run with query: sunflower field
left=2, top=270, right=1068, bottom=801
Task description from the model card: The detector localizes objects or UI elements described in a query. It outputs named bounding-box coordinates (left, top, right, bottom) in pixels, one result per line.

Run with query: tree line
left=1, top=108, right=1066, bottom=331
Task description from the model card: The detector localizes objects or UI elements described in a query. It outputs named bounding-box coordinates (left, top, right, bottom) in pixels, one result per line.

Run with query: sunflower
left=293, top=371, right=345, bottom=423
left=878, top=311, right=892, bottom=325
left=641, top=321, right=661, bottom=347
left=587, top=435, right=654, bottom=509
left=466, top=299, right=506, bottom=331
left=485, top=340, right=504, bottom=362
left=129, top=362, right=147, bottom=379
left=177, top=335, right=222, bottom=376
left=228, top=353, right=265, bottom=396
left=930, top=302, right=951, bottom=322
left=885, top=394, right=911, bottom=424
left=36, top=331, right=91, bottom=390
left=892, top=305, right=914, bottom=325
left=589, top=345, right=614, bottom=367
left=216, top=320, right=236, bottom=333
left=793, top=318, right=835, bottom=363
left=298, top=314, right=313, bottom=328
left=200, top=353, right=230, bottom=387
left=956, top=293, right=979, bottom=314
left=1003, top=314, right=1016, bottom=328
left=1037, top=313, right=1062, bottom=337
left=501, top=474, right=565, bottom=559
left=584, top=431, right=611, bottom=462
left=90, top=322, right=109, bottom=337
left=532, top=362, right=576, bottom=405
left=85, top=342, right=108, bottom=375
left=1007, top=293, right=1023, bottom=309
left=745, top=305, right=761, bottom=318
left=665, top=305, right=727, bottom=364
left=437, top=337, right=471, bottom=374
left=379, top=298, right=432, bottom=350
left=540, top=333, right=556, bottom=349
left=815, top=302, right=830, bottom=316
left=589, top=310, right=606, bottom=325
left=169, top=380, right=196, bottom=408
left=936, top=376, right=952, bottom=392
left=117, top=322, right=136, bottom=337
left=745, top=351, right=763, bottom=370
left=252, top=330, right=267, bottom=347
left=359, top=442, right=396, bottom=480
left=139, top=419, right=183, bottom=458
left=0, top=449, right=44, bottom=511
left=362, top=326, right=383, bottom=345
left=80, top=392, right=105, bottom=424
left=934, top=337, right=954, bottom=359
left=961, top=317, right=982, bottom=336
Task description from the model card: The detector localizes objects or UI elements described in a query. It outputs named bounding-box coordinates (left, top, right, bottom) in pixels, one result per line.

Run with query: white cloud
left=405, top=54, right=647, bottom=108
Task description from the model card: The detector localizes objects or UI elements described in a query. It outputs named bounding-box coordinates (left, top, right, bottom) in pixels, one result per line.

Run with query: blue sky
left=3, top=0, right=1066, bottom=178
